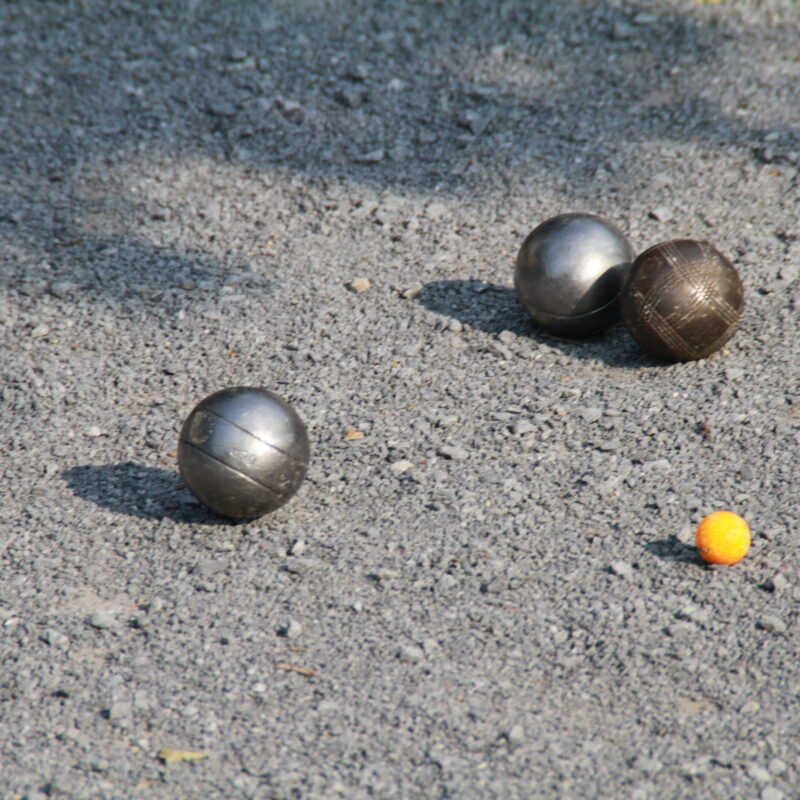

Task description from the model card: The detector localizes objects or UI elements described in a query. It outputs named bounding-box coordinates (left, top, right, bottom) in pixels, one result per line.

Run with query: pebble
left=145, top=597, right=165, bottom=613
left=578, top=407, right=603, bottom=424
left=348, top=277, right=371, bottom=292
left=506, top=723, right=524, bottom=744
left=397, top=644, right=424, bottom=663
left=649, top=206, right=673, bottom=222
left=30, top=324, right=50, bottom=338
left=513, top=419, right=535, bottom=436
left=611, top=21, right=637, bottom=40
left=437, top=444, right=468, bottom=462
left=634, top=756, right=663, bottom=774
left=389, top=459, right=415, bottom=475
left=761, top=787, right=784, bottom=800
left=284, top=619, right=303, bottom=639
left=740, top=700, right=760, bottom=714
left=759, top=615, right=787, bottom=634
left=49, top=281, right=79, bottom=298
left=747, top=763, right=772, bottom=783
left=356, top=149, right=385, bottom=163
left=43, top=629, right=69, bottom=649
left=768, top=759, right=788, bottom=776
left=85, top=425, right=104, bottom=438
left=610, top=561, right=633, bottom=579
left=767, top=572, right=788, bottom=593
left=107, top=701, right=132, bottom=720
left=425, top=202, right=448, bottom=221
left=289, top=539, right=307, bottom=556
left=87, top=612, right=118, bottom=630
left=497, top=330, right=515, bottom=345
left=283, top=557, right=325, bottom=575
left=399, top=282, right=423, bottom=299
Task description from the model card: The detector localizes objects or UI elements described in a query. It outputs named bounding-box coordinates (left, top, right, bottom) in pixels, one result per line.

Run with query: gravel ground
left=1, top=1, right=799, bottom=798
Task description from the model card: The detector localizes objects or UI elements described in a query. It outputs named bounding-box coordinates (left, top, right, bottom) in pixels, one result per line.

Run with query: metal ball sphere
left=178, top=386, right=310, bottom=519
left=621, top=239, right=744, bottom=362
left=515, top=213, right=635, bottom=337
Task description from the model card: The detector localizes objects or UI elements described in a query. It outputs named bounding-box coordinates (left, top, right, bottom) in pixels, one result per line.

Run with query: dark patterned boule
left=621, top=239, right=744, bottom=362
left=178, top=386, right=310, bottom=519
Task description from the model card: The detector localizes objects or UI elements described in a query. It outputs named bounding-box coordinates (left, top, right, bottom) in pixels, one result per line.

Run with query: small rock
left=649, top=206, right=672, bottom=222
left=85, top=425, right=104, bottom=438
left=768, top=759, right=788, bottom=776
left=351, top=600, right=364, bottom=612
left=425, top=202, right=448, bottom=221
left=87, top=612, right=118, bottom=630
left=49, top=281, right=79, bottom=298
left=447, top=318, right=463, bottom=333
left=399, top=282, right=423, bottom=299
left=437, top=444, right=468, bottom=462
left=43, top=629, right=69, bottom=649
left=192, top=559, right=227, bottom=579
left=498, top=330, right=515, bottom=345
left=289, top=540, right=307, bottom=556
left=439, top=573, right=457, bottom=591
left=372, top=567, right=400, bottom=580
left=759, top=615, right=787, bottom=634
left=458, top=110, right=491, bottom=136
left=386, top=78, right=406, bottom=91
left=333, top=85, right=367, bottom=108
left=356, top=149, right=385, bottom=163
left=761, top=787, right=784, bottom=800
left=107, top=701, right=132, bottom=720
left=513, top=419, right=535, bottom=436
left=610, top=561, right=633, bottom=579
left=145, top=597, right=165, bottom=613
left=506, top=723, right=524, bottom=744
left=578, top=407, right=603, bottom=424
left=397, top=644, right=424, bottom=663
left=634, top=756, right=663, bottom=774
left=389, top=459, right=415, bottom=475
left=611, top=21, right=637, bottom=40
left=747, top=764, right=773, bottom=784
left=284, top=619, right=303, bottom=639
left=31, top=324, right=50, bottom=338
left=767, top=572, right=788, bottom=593
left=740, top=700, right=760, bottom=714
left=348, top=277, right=371, bottom=293
left=283, top=557, right=325, bottom=575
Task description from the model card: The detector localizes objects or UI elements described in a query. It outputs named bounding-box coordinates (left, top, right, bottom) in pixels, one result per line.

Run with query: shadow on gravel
left=62, top=462, right=224, bottom=524
left=0, top=0, right=795, bottom=309
left=645, top=537, right=702, bottom=565
left=417, top=279, right=660, bottom=369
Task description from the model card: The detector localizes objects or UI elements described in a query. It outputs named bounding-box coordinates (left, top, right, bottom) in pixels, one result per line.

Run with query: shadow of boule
left=62, top=461, right=225, bottom=524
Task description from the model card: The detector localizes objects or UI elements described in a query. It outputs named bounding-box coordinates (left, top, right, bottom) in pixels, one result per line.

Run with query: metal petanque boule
left=177, top=386, right=310, bottom=520
left=620, top=239, right=744, bottom=362
left=514, top=212, right=635, bottom=338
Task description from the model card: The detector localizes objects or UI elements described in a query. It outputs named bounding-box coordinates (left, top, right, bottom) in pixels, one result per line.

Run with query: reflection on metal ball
left=621, top=239, right=744, bottom=362
left=515, top=213, right=635, bottom=337
left=178, top=386, right=310, bottom=519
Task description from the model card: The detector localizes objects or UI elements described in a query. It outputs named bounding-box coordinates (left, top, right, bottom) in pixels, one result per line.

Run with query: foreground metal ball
left=515, top=213, right=635, bottom=337
left=621, top=239, right=744, bottom=362
left=178, top=386, right=310, bottom=519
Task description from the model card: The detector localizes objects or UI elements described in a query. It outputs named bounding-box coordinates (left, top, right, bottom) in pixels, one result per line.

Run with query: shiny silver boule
left=178, top=386, right=310, bottom=519
left=515, top=213, right=635, bottom=337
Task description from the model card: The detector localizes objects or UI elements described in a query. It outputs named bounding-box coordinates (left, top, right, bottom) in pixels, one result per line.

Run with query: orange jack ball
left=695, top=511, right=751, bottom=565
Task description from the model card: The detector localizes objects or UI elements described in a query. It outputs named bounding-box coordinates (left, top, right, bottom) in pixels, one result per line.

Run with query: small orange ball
left=695, top=511, right=751, bottom=565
